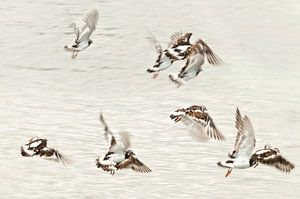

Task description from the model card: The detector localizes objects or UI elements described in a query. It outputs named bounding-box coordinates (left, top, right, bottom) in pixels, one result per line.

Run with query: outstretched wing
left=258, top=154, right=295, bottom=172
left=205, top=114, right=225, bottom=141
left=68, top=22, right=80, bottom=42
left=234, top=114, right=256, bottom=160
left=118, top=155, right=152, bottom=173
left=196, top=39, right=222, bottom=65
left=109, top=130, right=131, bottom=153
left=99, top=112, right=117, bottom=148
left=54, top=150, right=72, bottom=166
left=77, top=9, right=99, bottom=43
left=99, top=112, right=131, bottom=153
left=146, top=28, right=163, bottom=56
left=230, top=108, right=244, bottom=156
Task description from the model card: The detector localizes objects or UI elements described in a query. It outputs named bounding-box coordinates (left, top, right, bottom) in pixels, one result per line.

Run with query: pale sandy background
left=0, top=0, right=300, bottom=198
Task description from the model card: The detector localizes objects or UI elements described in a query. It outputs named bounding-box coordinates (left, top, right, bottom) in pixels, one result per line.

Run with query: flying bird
left=147, top=31, right=193, bottom=78
left=64, top=9, right=99, bottom=59
left=21, top=137, right=70, bottom=166
left=217, top=108, right=294, bottom=177
left=170, top=105, right=225, bottom=142
left=169, top=39, right=222, bottom=87
left=96, top=112, right=152, bottom=175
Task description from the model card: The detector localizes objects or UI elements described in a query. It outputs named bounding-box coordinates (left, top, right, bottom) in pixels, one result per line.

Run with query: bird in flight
left=217, top=108, right=294, bottom=177
left=96, top=112, right=152, bottom=175
left=64, top=9, right=99, bottom=59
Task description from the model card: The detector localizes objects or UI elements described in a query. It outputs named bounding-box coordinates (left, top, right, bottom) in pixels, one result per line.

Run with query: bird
left=64, top=9, right=99, bottom=59
left=170, top=105, right=225, bottom=142
left=146, top=31, right=193, bottom=78
left=251, top=145, right=295, bottom=173
left=20, top=137, right=70, bottom=166
left=96, top=112, right=152, bottom=175
left=168, top=39, right=222, bottom=87
left=217, top=108, right=294, bottom=177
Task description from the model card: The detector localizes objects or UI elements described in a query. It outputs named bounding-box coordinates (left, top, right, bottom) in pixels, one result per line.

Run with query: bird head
left=125, top=150, right=135, bottom=158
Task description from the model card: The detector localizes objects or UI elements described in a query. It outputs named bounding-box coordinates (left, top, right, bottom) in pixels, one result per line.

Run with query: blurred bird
left=96, top=112, right=152, bottom=175
left=147, top=31, right=193, bottom=78
left=170, top=105, right=225, bottom=142
left=21, top=137, right=71, bottom=166
left=64, top=9, right=99, bottom=59
left=217, top=108, right=294, bottom=177
left=169, top=39, right=222, bottom=87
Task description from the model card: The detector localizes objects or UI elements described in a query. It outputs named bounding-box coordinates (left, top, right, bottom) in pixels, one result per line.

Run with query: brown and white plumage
left=218, top=108, right=294, bottom=177
left=170, top=105, right=225, bottom=142
left=20, top=137, right=71, bottom=166
left=251, top=146, right=294, bottom=173
left=169, top=39, right=222, bottom=87
left=97, top=112, right=151, bottom=175
left=147, top=31, right=192, bottom=77
left=118, top=155, right=152, bottom=173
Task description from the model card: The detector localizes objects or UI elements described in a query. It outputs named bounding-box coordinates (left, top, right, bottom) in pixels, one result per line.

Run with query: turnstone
left=21, top=137, right=70, bottom=166
left=64, top=9, right=99, bottom=59
left=96, top=112, right=152, bottom=175
left=168, top=39, right=222, bottom=87
left=147, top=31, right=193, bottom=78
left=217, top=108, right=294, bottom=177
left=170, top=105, right=225, bottom=142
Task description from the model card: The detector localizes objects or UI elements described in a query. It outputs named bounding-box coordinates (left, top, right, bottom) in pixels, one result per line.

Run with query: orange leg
left=225, top=168, right=233, bottom=177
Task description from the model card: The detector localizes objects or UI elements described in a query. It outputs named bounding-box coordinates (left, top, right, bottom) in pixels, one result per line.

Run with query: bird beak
left=225, top=168, right=232, bottom=178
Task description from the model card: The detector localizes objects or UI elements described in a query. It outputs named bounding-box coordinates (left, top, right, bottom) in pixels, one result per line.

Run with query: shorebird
left=168, top=39, right=222, bottom=87
left=21, top=137, right=70, bottom=166
left=64, top=9, right=99, bottom=59
left=147, top=31, right=193, bottom=78
left=170, top=105, right=225, bottom=142
left=217, top=108, right=294, bottom=177
left=96, top=112, right=152, bottom=175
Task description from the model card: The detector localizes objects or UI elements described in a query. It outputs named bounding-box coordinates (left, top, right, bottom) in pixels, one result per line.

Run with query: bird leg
left=168, top=74, right=184, bottom=87
left=152, top=71, right=159, bottom=79
left=225, top=168, right=233, bottom=177
left=72, top=51, right=78, bottom=59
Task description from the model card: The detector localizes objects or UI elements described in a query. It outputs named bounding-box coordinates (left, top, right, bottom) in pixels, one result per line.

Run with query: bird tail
left=217, top=160, right=234, bottom=169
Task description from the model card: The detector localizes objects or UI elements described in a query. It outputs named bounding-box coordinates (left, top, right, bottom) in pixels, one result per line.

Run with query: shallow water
left=1, top=0, right=300, bottom=198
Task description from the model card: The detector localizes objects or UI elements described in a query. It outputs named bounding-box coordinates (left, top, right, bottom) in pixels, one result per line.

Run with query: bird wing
left=191, top=111, right=225, bottom=141
left=109, top=130, right=131, bottom=153
left=178, top=115, right=209, bottom=142
left=77, top=9, right=99, bottom=43
left=99, top=112, right=131, bottom=153
left=146, top=28, right=163, bottom=56
left=118, top=155, right=152, bottom=173
left=204, top=114, right=225, bottom=141
left=168, top=32, right=192, bottom=48
left=258, top=154, right=295, bottom=172
left=99, top=112, right=117, bottom=148
left=232, top=108, right=245, bottom=153
left=54, top=150, right=72, bottom=166
left=197, top=39, right=222, bottom=65
left=68, top=22, right=80, bottom=42
left=235, top=115, right=256, bottom=160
